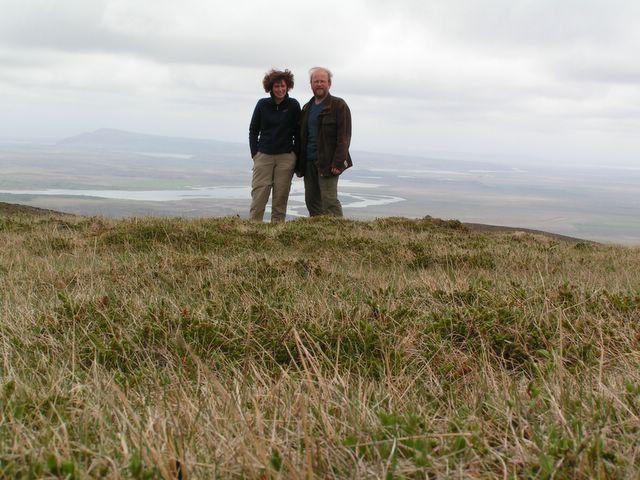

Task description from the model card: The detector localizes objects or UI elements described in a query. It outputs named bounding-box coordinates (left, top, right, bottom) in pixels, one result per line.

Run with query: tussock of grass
left=1, top=212, right=639, bottom=478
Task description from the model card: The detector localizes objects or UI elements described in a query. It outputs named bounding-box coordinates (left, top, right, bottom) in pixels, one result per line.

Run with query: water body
left=0, top=187, right=250, bottom=201
left=0, top=180, right=406, bottom=211
left=285, top=192, right=405, bottom=217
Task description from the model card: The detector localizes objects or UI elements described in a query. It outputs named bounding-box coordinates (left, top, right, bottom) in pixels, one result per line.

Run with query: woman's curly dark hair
left=262, top=69, right=294, bottom=93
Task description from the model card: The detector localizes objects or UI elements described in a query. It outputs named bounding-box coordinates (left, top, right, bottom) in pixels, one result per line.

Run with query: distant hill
left=56, top=129, right=511, bottom=172
left=0, top=201, right=70, bottom=217
left=57, top=128, right=246, bottom=155
left=353, top=150, right=513, bottom=172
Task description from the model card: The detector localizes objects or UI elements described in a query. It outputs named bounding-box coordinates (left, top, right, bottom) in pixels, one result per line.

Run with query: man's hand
left=330, top=167, right=341, bottom=175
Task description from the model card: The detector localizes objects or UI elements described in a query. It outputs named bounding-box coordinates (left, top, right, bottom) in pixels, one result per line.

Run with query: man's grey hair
left=309, top=66, right=333, bottom=82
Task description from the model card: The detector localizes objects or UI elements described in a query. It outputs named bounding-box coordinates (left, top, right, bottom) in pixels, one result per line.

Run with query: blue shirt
left=305, top=100, right=325, bottom=161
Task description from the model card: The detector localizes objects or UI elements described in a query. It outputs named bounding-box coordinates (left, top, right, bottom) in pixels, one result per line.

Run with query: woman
left=248, top=69, right=301, bottom=222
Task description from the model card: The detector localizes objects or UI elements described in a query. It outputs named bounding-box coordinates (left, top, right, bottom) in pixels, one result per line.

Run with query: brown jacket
left=298, top=94, right=352, bottom=176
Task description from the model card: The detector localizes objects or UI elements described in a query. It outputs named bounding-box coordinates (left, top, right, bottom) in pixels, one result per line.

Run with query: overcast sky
left=1, top=0, right=639, bottom=166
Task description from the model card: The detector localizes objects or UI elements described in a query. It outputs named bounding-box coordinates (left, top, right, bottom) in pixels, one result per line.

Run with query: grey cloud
left=557, top=61, right=640, bottom=85
left=338, top=70, right=594, bottom=115
left=0, top=0, right=368, bottom=68
left=367, top=0, right=640, bottom=50
left=0, top=23, right=265, bottom=68
left=1, top=0, right=639, bottom=165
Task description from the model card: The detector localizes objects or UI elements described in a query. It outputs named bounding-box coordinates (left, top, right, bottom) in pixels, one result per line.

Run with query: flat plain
left=1, top=131, right=639, bottom=245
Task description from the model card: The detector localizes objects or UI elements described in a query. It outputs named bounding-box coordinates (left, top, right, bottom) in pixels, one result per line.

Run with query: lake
left=0, top=179, right=406, bottom=213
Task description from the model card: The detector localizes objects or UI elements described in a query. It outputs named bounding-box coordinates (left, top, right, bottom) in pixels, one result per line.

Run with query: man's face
left=311, top=71, right=331, bottom=99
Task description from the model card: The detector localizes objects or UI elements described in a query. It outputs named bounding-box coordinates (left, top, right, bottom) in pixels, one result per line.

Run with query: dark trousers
left=304, top=160, right=343, bottom=217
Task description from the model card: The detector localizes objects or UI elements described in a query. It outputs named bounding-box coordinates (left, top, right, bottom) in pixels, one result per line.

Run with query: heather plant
left=1, top=211, right=639, bottom=478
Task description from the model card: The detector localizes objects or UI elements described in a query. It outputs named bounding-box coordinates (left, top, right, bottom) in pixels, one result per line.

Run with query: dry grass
left=1, top=212, right=639, bottom=478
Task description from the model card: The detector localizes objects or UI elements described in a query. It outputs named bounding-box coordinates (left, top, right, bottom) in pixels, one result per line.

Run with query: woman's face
left=272, top=79, right=287, bottom=102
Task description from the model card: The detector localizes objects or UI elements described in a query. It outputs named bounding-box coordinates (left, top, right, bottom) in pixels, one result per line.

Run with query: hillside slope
left=56, top=128, right=245, bottom=155
left=0, top=211, right=639, bottom=478
left=0, top=201, right=71, bottom=217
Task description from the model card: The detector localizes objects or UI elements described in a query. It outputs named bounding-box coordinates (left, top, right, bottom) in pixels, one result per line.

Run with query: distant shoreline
left=0, top=201, right=596, bottom=245
left=463, top=222, right=593, bottom=244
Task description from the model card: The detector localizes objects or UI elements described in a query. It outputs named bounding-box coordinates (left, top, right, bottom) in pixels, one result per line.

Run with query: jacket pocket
left=322, top=117, right=337, bottom=128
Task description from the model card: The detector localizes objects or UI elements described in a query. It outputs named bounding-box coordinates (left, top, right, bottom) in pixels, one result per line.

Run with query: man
left=297, top=67, right=352, bottom=217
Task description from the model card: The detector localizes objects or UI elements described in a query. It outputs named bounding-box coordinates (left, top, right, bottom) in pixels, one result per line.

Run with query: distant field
left=1, top=209, right=639, bottom=478
left=0, top=139, right=638, bottom=245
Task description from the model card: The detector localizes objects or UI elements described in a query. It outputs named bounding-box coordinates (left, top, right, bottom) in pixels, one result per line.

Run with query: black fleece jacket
left=248, top=94, right=301, bottom=157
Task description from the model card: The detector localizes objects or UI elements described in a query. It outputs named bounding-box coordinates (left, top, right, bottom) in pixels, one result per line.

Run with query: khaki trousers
left=250, top=152, right=296, bottom=222
left=303, top=160, right=343, bottom=217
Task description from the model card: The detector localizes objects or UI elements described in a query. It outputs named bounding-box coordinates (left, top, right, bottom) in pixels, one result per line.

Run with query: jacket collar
left=306, top=93, right=332, bottom=111
left=269, top=92, right=290, bottom=107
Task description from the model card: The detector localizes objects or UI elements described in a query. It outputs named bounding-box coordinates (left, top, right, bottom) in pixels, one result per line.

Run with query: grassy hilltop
left=1, top=208, right=639, bottom=479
